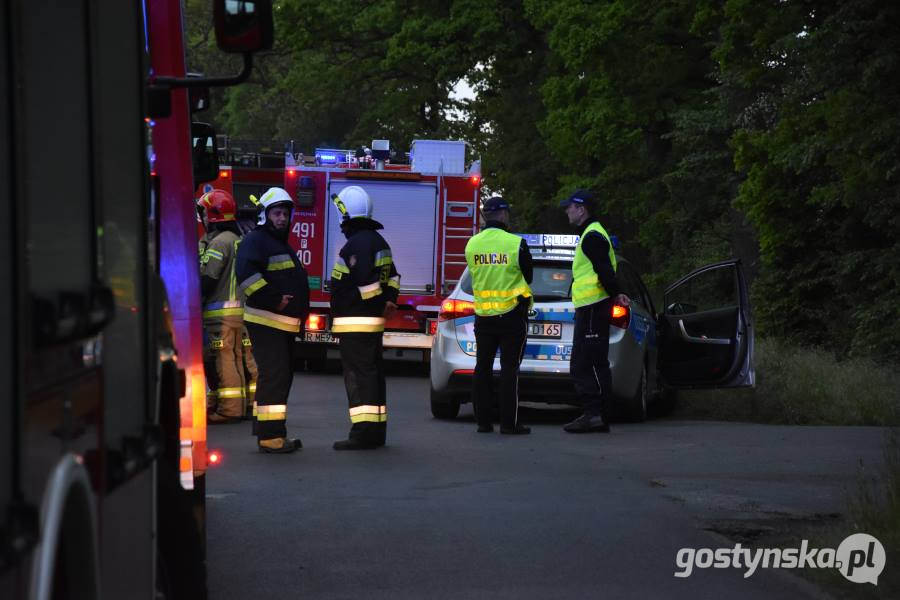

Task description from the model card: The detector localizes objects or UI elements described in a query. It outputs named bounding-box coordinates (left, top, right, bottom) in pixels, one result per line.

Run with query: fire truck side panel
left=1, top=0, right=161, bottom=596
left=0, top=0, right=17, bottom=590
left=96, top=0, right=157, bottom=596
left=3, top=0, right=215, bottom=597
left=285, top=169, right=329, bottom=302
left=285, top=165, right=478, bottom=358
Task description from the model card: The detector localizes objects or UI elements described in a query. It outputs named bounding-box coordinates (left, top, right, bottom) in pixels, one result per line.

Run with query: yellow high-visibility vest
left=572, top=221, right=617, bottom=308
left=465, top=228, right=533, bottom=316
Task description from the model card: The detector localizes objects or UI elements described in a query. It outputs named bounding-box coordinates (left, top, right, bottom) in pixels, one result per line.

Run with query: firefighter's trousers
left=245, top=322, right=293, bottom=442
left=570, top=298, right=613, bottom=419
left=472, top=305, right=528, bottom=430
left=338, top=332, right=386, bottom=445
left=241, top=327, right=258, bottom=415
left=203, top=320, right=247, bottom=418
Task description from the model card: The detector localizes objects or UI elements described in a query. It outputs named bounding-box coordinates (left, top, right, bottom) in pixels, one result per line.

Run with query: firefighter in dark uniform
left=235, top=187, right=309, bottom=453
left=197, top=189, right=256, bottom=423
left=464, top=196, right=534, bottom=434
left=329, top=186, right=400, bottom=450
left=559, top=189, right=630, bottom=433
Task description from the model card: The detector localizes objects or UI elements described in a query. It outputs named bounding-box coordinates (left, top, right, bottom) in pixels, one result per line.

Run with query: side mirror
left=191, top=122, right=220, bottom=188
left=214, top=0, right=273, bottom=53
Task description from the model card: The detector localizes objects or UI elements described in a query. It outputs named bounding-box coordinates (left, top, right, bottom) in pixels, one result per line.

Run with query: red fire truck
left=287, top=141, right=481, bottom=366
left=1, top=1, right=272, bottom=598
left=199, top=139, right=482, bottom=366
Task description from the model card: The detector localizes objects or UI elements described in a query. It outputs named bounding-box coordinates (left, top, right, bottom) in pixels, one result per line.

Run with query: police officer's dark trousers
left=473, top=304, right=528, bottom=430
left=570, top=298, right=613, bottom=418
left=245, top=322, right=293, bottom=441
left=339, top=332, right=386, bottom=445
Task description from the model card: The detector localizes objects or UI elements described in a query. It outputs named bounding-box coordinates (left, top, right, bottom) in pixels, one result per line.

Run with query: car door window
left=665, top=265, right=737, bottom=315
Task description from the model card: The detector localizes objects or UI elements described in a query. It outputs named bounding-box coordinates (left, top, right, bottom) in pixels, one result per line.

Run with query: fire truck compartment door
left=326, top=180, right=438, bottom=293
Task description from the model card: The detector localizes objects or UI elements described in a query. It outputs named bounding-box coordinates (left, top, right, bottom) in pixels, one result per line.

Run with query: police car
left=429, top=233, right=755, bottom=421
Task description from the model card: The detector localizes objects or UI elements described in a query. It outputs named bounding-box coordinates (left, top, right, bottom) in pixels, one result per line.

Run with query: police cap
left=482, top=196, right=509, bottom=212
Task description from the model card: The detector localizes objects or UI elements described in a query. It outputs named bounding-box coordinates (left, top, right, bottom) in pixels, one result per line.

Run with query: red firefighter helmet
left=197, top=189, right=236, bottom=223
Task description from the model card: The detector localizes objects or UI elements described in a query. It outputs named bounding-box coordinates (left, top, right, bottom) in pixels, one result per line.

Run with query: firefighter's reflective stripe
left=387, top=275, right=400, bottom=290
left=244, top=306, right=302, bottom=332
left=179, top=440, right=194, bottom=490
left=256, top=404, right=287, bottom=421
left=216, top=387, right=244, bottom=398
left=358, top=281, right=382, bottom=300
left=240, top=273, right=267, bottom=296
left=267, top=254, right=294, bottom=271
left=204, top=248, right=224, bottom=261
left=374, top=249, right=392, bottom=267
left=331, top=257, right=350, bottom=280
left=242, top=335, right=252, bottom=347
left=332, top=316, right=385, bottom=333
left=203, top=300, right=243, bottom=319
left=349, top=404, right=387, bottom=423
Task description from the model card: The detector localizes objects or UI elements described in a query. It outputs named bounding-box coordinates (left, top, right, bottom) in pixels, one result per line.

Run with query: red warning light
left=219, top=170, right=230, bottom=178
left=208, top=450, right=222, bottom=465
left=470, top=175, right=481, bottom=185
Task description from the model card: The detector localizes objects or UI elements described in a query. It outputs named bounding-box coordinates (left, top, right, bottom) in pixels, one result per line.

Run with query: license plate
left=303, top=331, right=337, bottom=343
left=528, top=321, right=562, bottom=339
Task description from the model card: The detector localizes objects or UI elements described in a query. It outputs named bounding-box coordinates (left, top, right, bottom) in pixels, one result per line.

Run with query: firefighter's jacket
left=235, top=224, right=309, bottom=333
left=330, top=220, right=400, bottom=333
left=200, top=229, right=243, bottom=324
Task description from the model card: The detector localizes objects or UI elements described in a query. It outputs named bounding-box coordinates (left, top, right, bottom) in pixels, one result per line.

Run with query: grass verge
left=671, top=337, right=900, bottom=426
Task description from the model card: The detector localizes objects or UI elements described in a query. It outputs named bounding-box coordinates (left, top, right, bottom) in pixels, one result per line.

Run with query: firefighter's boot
left=332, top=438, right=380, bottom=451
left=258, top=437, right=302, bottom=454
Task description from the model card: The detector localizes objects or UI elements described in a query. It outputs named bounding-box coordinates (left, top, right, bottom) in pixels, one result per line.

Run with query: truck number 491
left=293, top=222, right=315, bottom=238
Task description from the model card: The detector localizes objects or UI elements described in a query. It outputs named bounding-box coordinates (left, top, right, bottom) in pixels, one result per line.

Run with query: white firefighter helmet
left=256, top=186, right=293, bottom=225
left=333, top=185, right=373, bottom=221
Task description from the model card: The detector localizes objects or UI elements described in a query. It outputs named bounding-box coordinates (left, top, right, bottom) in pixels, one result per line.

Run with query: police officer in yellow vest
left=464, top=196, right=534, bottom=435
left=559, top=190, right=630, bottom=433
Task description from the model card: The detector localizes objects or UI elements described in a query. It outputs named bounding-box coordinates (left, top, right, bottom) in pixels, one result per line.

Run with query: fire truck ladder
left=441, top=196, right=475, bottom=295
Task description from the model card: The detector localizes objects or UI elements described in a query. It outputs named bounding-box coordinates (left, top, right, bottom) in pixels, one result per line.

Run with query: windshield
left=460, top=261, right=572, bottom=301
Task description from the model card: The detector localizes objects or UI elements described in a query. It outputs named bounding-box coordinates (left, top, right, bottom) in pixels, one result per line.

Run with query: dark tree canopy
left=186, top=0, right=900, bottom=362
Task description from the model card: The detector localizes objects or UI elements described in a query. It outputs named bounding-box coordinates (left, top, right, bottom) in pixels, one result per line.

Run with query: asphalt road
left=205, top=368, right=885, bottom=599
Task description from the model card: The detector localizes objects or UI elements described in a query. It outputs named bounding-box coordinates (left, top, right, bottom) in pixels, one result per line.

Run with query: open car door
left=658, top=259, right=754, bottom=388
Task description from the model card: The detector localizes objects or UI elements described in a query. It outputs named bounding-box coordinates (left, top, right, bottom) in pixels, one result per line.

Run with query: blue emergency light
left=314, top=148, right=351, bottom=165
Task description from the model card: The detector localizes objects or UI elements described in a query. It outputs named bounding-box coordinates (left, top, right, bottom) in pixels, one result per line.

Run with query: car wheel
left=627, top=364, right=648, bottom=422
left=430, top=386, right=461, bottom=419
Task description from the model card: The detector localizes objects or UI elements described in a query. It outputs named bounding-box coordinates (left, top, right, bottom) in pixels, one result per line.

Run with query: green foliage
left=184, top=0, right=899, bottom=363
left=677, top=337, right=900, bottom=426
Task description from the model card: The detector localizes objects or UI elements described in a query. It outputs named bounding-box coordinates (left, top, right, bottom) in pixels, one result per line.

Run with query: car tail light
left=305, top=313, right=326, bottom=331
left=610, top=303, right=630, bottom=329
left=438, top=299, right=475, bottom=321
